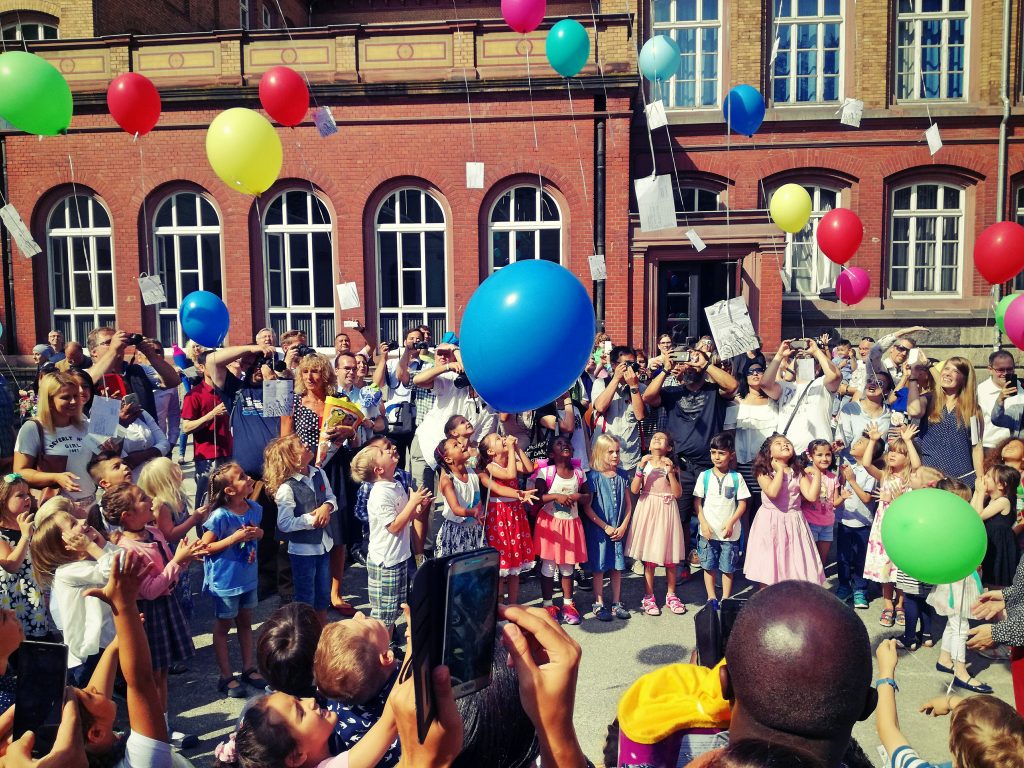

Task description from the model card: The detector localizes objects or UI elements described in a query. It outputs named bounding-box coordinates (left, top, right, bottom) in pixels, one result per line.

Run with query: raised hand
left=898, top=423, right=918, bottom=442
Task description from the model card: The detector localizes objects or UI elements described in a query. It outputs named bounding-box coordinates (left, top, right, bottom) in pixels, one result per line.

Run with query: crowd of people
left=0, top=320, right=1022, bottom=767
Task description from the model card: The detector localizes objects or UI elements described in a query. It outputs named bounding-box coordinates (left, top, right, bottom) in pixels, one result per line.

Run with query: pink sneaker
left=544, top=605, right=561, bottom=623
left=641, top=594, right=661, bottom=616
left=665, top=594, right=687, bottom=615
left=562, top=604, right=582, bottom=625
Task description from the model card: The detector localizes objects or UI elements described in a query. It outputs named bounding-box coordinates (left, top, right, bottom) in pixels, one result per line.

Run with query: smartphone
left=789, top=339, right=808, bottom=351
left=122, top=393, right=139, bottom=407
left=442, top=549, right=500, bottom=698
left=14, top=641, right=69, bottom=757
left=1007, top=371, right=1018, bottom=392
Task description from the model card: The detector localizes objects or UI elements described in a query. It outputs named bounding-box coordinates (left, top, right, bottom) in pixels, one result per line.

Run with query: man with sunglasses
left=841, top=327, right=926, bottom=403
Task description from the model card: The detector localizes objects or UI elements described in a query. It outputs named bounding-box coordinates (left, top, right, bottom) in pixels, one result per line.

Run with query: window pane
left=894, top=187, right=912, bottom=210
left=492, top=191, right=511, bottom=223
left=312, top=196, right=330, bottom=226
left=286, top=191, right=308, bottom=225
left=157, top=236, right=177, bottom=303
left=379, top=232, right=398, bottom=307
left=156, top=199, right=173, bottom=228
left=265, top=196, right=284, bottom=226
left=177, top=195, right=198, bottom=228
left=677, top=0, right=697, bottom=22
left=539, top=229, right=560, bottom=262
left=653, top=0, right=671, bottom=23
left=267, top=233, right=284, bottom=307
left=201, top=234, right=222, bottom=296
left=179, top=237, right=198, bottom=270
left=312, top=233, right=333, bottom=307
left=181, top=270, right=200, bottom=297
left=514, top=230, right=536, bottom=262
left=291, top=234, right=309, bottom=271
left=541, top=193, right=559, bottom=222
left=91, top=201, right=110, bottom=229
left=701, top=0, right=718, bottom=20
left=200, top=197, right=218, bottom=226
left=425, top=231, right=445, bottom=306
left=917, top=185, right=938, bottom=209
left=513, top=187, right=537, bottom=222
left=402, top=268, right=423, bottom=306
left=492, top=231, right=510, bottom=269
left=424, top=195, right=443, bottom=224
left=378, top=194, right=397, bottom=226
left=400, top=190, right=422, bottom=225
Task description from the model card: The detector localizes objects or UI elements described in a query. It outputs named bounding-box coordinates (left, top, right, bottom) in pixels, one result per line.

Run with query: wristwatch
left=629, top=386, right=640, bottom=394
left=874, top=677, right=899, bottom=692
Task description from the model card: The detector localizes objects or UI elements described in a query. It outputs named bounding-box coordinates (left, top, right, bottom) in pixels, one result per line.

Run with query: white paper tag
left=634, top=174, right=676, bottom=233
left=313, top=106, right=338, bottom=137
left=465, top=162, right=484, bottom=189
left=262, top=379, right=294, bottom=418
left=137, top=274, right=166, bottom=306
left=88, top=396, right=121, bottom=438
left=970, top=415, right=980, bottom=446
left=797, top=358, right=816, bottom=382
left=769, top=36, right=780, bottom=67
left=0, top=204, right=41, bottom=259
left=645, top=99, right=668, bottom=130
left=839, top=98, right=864, bottom=128
left=925, top=123, right=943, bottom=155
left=336, top=282, right=360, bottom=310
left=588, top=254, right=607, bottom=281
left=685, top=228, right=706, bottom=252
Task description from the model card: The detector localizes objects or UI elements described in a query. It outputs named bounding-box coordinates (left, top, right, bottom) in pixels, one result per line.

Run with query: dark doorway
left=656, top=260, right=732, bottom=343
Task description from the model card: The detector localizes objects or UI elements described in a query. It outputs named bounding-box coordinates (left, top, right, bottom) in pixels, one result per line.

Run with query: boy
left=836, top=435, right=881, bottom=609
left=693, top=433, right=750, bottom=602
left=314, top=616, right=401, bottom=767
left=256, top=602, right=324, bottom=697
left=87, top=453, right=132, bottom=492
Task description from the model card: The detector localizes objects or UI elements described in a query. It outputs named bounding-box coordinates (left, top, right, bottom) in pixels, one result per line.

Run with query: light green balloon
left=995, top=293, right=1021, bottom=334
left=0, top=51, right=73, bottom=136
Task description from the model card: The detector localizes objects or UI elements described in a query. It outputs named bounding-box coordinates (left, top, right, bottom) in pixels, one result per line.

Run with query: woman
left=970, top=554, right=1024, bottom=715
left=280, top=353, right=357, bottom=616
left=732, top=360, right=778, bottom=528
left=906, top=356, right=984, bottom=488
left=353, top=353, right=372, bottom=389
left=66, top=366, right=95, bottom=417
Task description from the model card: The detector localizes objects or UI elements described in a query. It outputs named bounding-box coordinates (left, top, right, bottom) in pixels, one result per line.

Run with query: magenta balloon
left=1004, top=294, right=1024, bottom=350
left=835, top=267, right=871, bottom=306
left=501, top=0, right=546, bottom=33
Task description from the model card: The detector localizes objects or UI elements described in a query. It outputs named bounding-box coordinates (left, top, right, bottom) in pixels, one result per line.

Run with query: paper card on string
left=466, top=162, right=484, bottom=189
left=704, top=297, right=758, bottom=360
left=263, top=379, right=294, bottom=418
left=796, top=358, right=816, bottom=382
left=839, top=98, right=864, bottom=128
left=685, top=228, right=707, bottom=252
left=336, top=282, right=360, bottom=310
left=588, top=254, right=607, bottom=281
left=635, top=174, right=676, bottom=233
left=645, top=100, right=668, bottom=130
left=137, top=274, right=166, bottom=306
left=769, top=37, right=780, bottom=67
left=88, top=396, right=121, bottom=438
left=925, top=123, right=942, bottom=155
left=313, top=106, right=338, bottom=137
left=0, top=204, right=41, bottom=259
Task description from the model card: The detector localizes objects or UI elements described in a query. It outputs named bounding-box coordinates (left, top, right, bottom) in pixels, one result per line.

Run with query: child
left=534, top=436, right=590, bottom=624
left=256, top=602, right=324, bottom=697
left=313, top=615, right=402, bottom=768
left=350, top=443, right=431, bottom=629
left=745, top=434, right=824, bottom=588
left=626, top=431, right=686, bottom=614
left=800, top=439, right=844, bottom=565
left=434, top=437, right=483, bottom=557
left=862, top=423, right=920, bottom=627
left=200, top=462, right=267, bottom=699
left=444, top=414, right=476, bottom=457
left=583, top=434, right=632, bottom=622
left=264, top=434, right=338, bottom=623
left=988, top=437, right=1024, bottom=554
left=693, top=433, right=750, bottom=605
left=976, top=464, right=1020, bottom=588
left=0, top=474, right=47, bottom=638
left=30, top=497, right=119, bottom=685
left=835, top=436, right=881, bottom=608
left=100, top=484, right=206, bottom=742
left=479, top=433, right=538, bottom=604
left=87, top=453, right=132, bottom=493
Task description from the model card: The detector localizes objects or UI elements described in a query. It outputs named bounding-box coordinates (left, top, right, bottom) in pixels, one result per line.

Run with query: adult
left=181, top=350, right=232, bottom=508
left=54, top=341, right=90, bottom=373
left=970, top=556, right=1024, bottom=715
left=591, top=346, right=646, bottom=472
left=85, top=328, right=180, bottom=420
left=46, top=329, right=65, bottom=363
left=31, top=343, right=51, bottom=371
left=836, top=371, right=894, bottom=458
left=979, top=349, right=1018, bottom=451
left=374, top=329, right=428, bottom=464
left=417, top=324, right=432, bottom=347
left=336, top=351, right=385, bottom=435
left=846, top=327, right=927, bottom=401
left=731, top=360, right=778, bottom=509
left=906, top=356, right=984, bottom=488
left=280, top=329, right=309, bottom=379
left=353, top=353, right=371, bottom=389
left=118, top=396, right=169, bottom=482
left=255, top=327, right=276, bottom=349
left=847, top=336, right=875, bottom=398
left=762, top=337, right=841, bottom=455
left=334, top=332, right=352, bottom=359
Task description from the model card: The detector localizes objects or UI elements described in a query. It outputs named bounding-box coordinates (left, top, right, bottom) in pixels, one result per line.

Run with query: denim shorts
left=697, top=537, right=738, bottom=574
left=807, top=522, right=835, bottom=543
left=211, top=588, right=258, bottom=620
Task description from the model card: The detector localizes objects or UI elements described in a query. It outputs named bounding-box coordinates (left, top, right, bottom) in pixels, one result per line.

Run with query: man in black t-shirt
left=86, top=328, right=181, bottom=419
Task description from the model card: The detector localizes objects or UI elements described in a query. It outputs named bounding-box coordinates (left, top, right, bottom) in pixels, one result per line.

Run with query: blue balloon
left=546, top=19, right=590, bottom=78
left=179, top=290, right=230, bottom=347
left=722, top=84, right=766, bottom=137
left=638, top=35, right=680, bottom=82
left=460, top=261, right=595, bottom=413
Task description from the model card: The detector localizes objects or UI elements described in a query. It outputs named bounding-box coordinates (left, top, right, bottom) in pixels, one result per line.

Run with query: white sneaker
left=170, top=731, right=199, bottom=750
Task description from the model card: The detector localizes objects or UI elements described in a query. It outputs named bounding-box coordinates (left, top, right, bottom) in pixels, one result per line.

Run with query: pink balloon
left=502, top=0, right=546, bottom=33
left=1004, top=294, right=1024, bottom=350
left=835, top=267, right=871, bottom=306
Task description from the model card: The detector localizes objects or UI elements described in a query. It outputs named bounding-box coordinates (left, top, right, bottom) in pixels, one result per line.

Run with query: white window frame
left=771, top=0, right=844, bottom=105
left=781, top=185, right=840, bottom=296
left=261, top=4, right=272, bottom=28
left=46, top=195, right=116, bottom=343
left=375, top=188, right=448, bottom=345
left=1012, top=186, right=1024, bottom=290
left=240, top=0, right=250, bottom=29
left=676, top=185, right=721, bottom=213
left=895, top=0, right=969, bottom=102
left=262, top=190, right=336, bottom=350
left=153, top=193, right=223, bottom=348
left=889, top=182, right=964, bottom=297
left=652, top=0, right=721, bottom=109
left=488, top=186, right=562, bottom=272
left=1, top=21, right=58, bottom=40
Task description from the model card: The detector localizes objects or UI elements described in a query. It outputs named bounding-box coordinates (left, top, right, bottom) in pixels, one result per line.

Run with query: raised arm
left=761, top=341, right=794, bottom=401
left=207, top=343, right=274, bottom=390
left=413, top=361, right=461, bottom=389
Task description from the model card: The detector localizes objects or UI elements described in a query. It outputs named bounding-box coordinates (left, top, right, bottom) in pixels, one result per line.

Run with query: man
left=373, top=328, right=427, bottom=464
left=334, top=332, right=351, bottom=359
left=181, top=349, right=232, bottom=507
left=417, top=324, right=432, bottom=348
left=86, top=328, right=180, bottom=420
left=844, top=327, right=927, bottom=402
left=255, top=327, right=276, bottom=348
left=55, top=341, right=90, bottom=372
left=591, top=346, right=646, bottom=472
left=762, top=336, right=841, bottom=452
left=979, top=349, right=1018, bottom=450
left=336, top=350, right=385, bottom=435
left=46, top=329, right=65, bottom=363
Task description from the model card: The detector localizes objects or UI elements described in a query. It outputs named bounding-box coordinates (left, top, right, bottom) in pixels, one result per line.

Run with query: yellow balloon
left=769, top=183, right=813, bottom=234
left=206, top=108, right=283, bottom=196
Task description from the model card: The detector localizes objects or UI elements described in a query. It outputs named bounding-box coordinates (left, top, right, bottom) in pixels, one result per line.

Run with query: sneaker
left=611, top=602, right=630, bottom=620
left=544, top=604, right=561, bottom=623
left=574, top=567, right=593, bottom=592
left=835, top=585, right=852, bottom=602
left=562, top=604, right=582, bottom=625
left=631, top=560, right=646, bottom=576
left=170, top=731, right=199, bottom=750
left=594, top=603, right=613, bottom=622
left=641, top=594, right=661, bottom=616
left=665, top=594, right=687, bottom=615
left=853, top=592, right=869, bottom=610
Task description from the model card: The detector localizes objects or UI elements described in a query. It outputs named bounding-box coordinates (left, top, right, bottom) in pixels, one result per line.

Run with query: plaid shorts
left=367, top=557, right=413, bottom=628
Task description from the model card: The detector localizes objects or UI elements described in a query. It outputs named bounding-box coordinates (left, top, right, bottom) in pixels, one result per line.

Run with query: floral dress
left=864, top=475, right=909, bottom=584
left=0, top=528, right=48, bottom=637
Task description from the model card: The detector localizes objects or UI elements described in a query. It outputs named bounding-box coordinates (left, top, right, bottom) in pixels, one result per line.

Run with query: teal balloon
left=638, top=35, right=680, bottom=82
left=0, top=51, right=73, bottom=136
left=545, top=19, right=590, bottom=78
left=996, top=293, right=1021, bottom=334
left=881, top=488, right=987, bottom=584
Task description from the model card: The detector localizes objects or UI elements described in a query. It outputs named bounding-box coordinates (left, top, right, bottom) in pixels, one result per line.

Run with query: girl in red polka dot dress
left=479, top=433, right=539, bottom=603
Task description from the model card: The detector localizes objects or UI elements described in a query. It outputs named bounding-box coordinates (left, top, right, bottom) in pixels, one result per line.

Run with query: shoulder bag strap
left=781, top=382, right=814, bottom=439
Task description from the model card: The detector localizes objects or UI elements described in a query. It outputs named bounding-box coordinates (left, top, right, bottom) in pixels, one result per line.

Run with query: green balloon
left=0, top=51, right=73, bottom=136
left=995, top=293, right=1022, bottom=334
left=545, top=19, right=590, bottom=78
left=881, top=487, right=987, bottom=584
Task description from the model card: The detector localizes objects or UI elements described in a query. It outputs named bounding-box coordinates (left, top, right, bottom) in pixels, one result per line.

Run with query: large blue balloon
left=638, top=35, right=680, bottom=82
left=179, top=290, right=230, bottom=347
left=460, top=261, right=595, bottom=413
left=722, top=84, right=766, bottom=137
left=546, top=19, right=590, bottom=78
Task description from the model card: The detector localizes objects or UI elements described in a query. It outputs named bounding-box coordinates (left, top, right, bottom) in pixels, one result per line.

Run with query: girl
left=479, top=433, right=538, bottom=604
left=975, top=464, right=1020, bottom=588
left=264, top=434, right=338, bottom=623
left=744, top=434, right=825, bottom=588
left=583, top=434, right=632, bottom=622
left=800, top=439, right=844, bottom=565
left=625, top=432, right=685, bottom=616
left=862, top=423, right=920, bottom=627
left=0, top=474, right=47, bottom=638
left=534, top=436, right=590, bottom=625
left=434, top=437, right=484, bottom=557
left=201, top=461, right=267, bottom=699
left=30, top=497, right=119, bottom=685
left=444, top=414, right=478, bottom=467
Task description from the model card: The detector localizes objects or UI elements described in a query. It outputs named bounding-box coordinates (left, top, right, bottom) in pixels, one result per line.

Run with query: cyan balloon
left=722, top=84, right=766, bottom=137
left=179, top=290, right=230, bottom=347
left=638, top=35, right=680, bottom=82
left=460, top=261, right=595, bottom=413
left=0, top=51, right=73, bottom=136
left=546, top=19, right=590, bottom=78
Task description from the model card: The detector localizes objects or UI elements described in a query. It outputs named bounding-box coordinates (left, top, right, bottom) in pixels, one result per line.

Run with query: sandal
left=333, top=600, right=356, bottom=617
left=879, top=609, right=895, bottom=627
left=218, top=675, right=247, bottom=699
left=894, top=637, right=919, bottom=652
left=641, top=595, right=661, bottom=616
left=665, top=594, right=687, bottom=615
left=920, top=633, right=935, bottom=648
left=241, top=668, right=266, bottom=689
left=895, top=608, right=906, bottom=626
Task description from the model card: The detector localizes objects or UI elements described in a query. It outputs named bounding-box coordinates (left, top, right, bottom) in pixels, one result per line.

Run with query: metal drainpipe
left=995, top=0, right=1012, bottom=349
left=0, top=136, right=15, bottom=353
left=594, top=107, right=607, bottom=332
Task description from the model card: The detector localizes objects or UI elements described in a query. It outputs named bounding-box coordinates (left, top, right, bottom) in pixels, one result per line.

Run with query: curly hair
left=263, top=434, right=309, bottom=494
left=752, top=434, right=800, bottom=478
left=293, top=353, right=336, bottom=396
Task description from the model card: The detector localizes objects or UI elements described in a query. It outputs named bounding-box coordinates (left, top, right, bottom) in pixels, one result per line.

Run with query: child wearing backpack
left=694, top=433, right=750, bottom=603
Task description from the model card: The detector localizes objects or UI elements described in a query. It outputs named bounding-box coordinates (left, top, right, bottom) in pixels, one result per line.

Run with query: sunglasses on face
left=747, top=369, right=765, bottom=375
left=894, top=346, right=912, bottom=353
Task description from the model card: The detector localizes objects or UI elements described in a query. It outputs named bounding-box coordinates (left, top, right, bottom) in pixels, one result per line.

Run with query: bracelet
left=874, top=677, right=899, bottom=692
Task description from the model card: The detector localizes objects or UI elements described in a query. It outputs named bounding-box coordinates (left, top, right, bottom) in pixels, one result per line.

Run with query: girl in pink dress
left=800, top=439, right=846, bottom=566
left=745, top=434, right=825, bottom=588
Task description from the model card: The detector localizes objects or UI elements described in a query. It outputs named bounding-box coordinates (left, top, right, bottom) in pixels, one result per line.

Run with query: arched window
left=263, top=190, right=335, bottom=348
left=375, top=188, right=447, bottom=343
left=675, top=185, right=721, bottom=213
left=1, top=16, right=58, bottom=41
left=488, top=186, right=561, bottom=272
left=1012, top=186, right=1024, bottom=290
left=890, top=182, right=964, bottom=295
left=153, top=193, right=223, bottom=346
left=782, top=185, right=839, bottom=295
left=46, top=195, right=115, bottom=342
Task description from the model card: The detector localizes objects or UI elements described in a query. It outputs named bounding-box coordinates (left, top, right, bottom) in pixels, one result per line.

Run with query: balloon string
left=271, top=0, right=321, bottom=111
left=629, top=27, right=660, bottom=178
left=137, top=139, right=154, bottom=277
left=450, top=0, right=477, bottom=155
left=657, top=75, right=688, bottom=233
left=64, top=146, right=90, bottom=275
left=524, top=40, right=540, bottom=152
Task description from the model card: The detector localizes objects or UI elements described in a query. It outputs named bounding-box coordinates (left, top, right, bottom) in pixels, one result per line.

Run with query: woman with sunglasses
left=732, top=357, right=776, bottom=525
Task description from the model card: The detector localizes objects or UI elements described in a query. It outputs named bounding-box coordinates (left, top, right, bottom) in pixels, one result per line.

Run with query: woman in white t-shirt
left=732, top=361, right=778, bottom=517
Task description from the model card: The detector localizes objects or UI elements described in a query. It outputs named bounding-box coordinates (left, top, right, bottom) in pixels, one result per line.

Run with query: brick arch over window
left=758, top=167, right=858, bottom=207
left=0, top=1, right=59, bottom=39
left=672, top=172, right=732, bottom=212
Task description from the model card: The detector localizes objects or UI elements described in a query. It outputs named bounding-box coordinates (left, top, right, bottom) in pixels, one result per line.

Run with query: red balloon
left=1004, top=294, right=1024, bottom=350
left=106, top=73, right=161, bottom=136
left=816, top=208, right=863, bottom=266
left=835, top=267, right=871, bottom=306
left=974, top=221, right=1024, bottom=285
left=259, top=66, right=309, bottom=127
